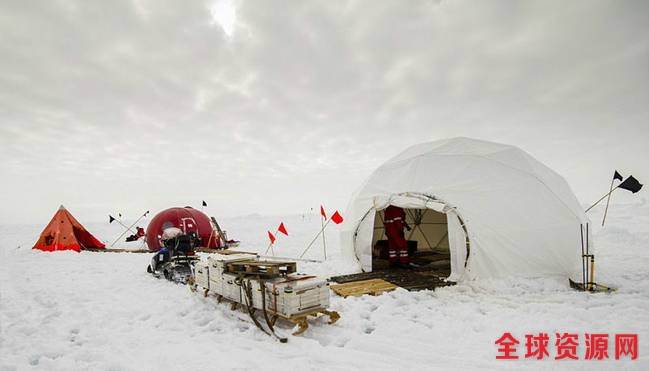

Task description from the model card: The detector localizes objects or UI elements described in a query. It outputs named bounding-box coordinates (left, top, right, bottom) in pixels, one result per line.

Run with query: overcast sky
left=1, top=0, right=647, bottom=224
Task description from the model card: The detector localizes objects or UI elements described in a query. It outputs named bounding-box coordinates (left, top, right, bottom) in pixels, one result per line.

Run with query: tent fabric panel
left=356, top=208, right=376, bottom=272
left=72, top=226, right=106, bottom=249
left=446, top=210, right=467, bottom=282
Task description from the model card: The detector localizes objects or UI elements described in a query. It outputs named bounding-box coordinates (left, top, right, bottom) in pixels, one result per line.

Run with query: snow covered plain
left=1, top=203, right=648, bottom=370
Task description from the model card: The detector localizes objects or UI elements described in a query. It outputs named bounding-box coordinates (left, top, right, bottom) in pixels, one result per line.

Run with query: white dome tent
left=340, top=137, right=589, bottom=282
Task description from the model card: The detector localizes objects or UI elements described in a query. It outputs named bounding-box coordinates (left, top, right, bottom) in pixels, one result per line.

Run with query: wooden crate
left=330, top=279, right=398, bottom=297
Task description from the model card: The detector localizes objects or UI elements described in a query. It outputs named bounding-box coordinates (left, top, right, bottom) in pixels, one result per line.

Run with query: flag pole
left=110, top=215, right=137, bottom=234
left=264, top=227, right=282, bottom=256
left=321, top=215, right=327, bottom=260
left=110, top=210, right=149, bottom=247
left=601, top=177, right=616, bottom=226
left=263, top=238, right=276, bottom=256
left=585, top=185, right=622, bottom=212
left=299, top=219, right=331, bottom=258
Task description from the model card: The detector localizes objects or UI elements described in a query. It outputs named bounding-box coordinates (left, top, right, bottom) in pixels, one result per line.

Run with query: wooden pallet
left=226, top=260, right=297, bottom=277
left=330, top=278, right=398, bottom=297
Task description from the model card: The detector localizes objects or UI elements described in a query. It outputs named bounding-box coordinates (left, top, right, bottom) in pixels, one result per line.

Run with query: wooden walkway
left=84, top=248, right=150, bottom=253
left=330, top=266, right=455, bottom=293
left=330, top=279, right=398, bottom=297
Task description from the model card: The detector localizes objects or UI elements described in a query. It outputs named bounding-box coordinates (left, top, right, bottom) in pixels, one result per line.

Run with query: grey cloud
left=1, top=0, right=647, bottom=224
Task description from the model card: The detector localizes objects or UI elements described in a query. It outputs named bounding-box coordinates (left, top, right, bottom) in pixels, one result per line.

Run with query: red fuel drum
left=145, top=207, right=220, bottom=251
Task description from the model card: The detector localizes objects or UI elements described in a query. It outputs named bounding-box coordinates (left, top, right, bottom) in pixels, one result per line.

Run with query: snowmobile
left=147, top=228, right=200, bottom=284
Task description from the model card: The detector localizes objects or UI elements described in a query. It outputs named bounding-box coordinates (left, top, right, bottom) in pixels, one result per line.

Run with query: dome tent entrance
left=341, top=137, right=589, bottom=282
left=355, top=193, right=470, bottom=281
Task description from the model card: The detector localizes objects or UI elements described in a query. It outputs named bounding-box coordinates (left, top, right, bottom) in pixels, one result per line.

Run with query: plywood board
left=331, top=278, right=398, bottom=297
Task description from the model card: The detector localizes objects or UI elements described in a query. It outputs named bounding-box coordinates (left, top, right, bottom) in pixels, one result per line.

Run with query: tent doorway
left=371, top=208, right=451, bottom=276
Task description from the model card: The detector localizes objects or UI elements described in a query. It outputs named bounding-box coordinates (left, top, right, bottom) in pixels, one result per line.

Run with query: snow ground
left=1, top=204, right=648, bottom=370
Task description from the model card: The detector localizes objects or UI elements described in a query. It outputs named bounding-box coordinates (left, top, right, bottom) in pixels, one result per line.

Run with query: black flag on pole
left=109, top=215, right=115, bottom=223
left=202, top=200, right=208, bottom=207
left=619, top=175, right=643, bottom=193
left=613, top=170, right=623, bottom=182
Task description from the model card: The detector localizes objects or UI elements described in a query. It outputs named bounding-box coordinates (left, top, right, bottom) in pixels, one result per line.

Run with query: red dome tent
left=33, top=205, right=105, bottom=252
left=146, top=207, right=221, bottom=251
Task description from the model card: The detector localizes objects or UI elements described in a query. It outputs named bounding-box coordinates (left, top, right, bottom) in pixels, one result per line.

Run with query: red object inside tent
left=145, top=207, right=221, bottom=251
left=33, top=205, right=105, bottom=252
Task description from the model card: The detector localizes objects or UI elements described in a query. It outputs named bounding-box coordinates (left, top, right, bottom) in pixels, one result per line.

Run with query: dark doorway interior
left=371, top=208, right=451, bottom=278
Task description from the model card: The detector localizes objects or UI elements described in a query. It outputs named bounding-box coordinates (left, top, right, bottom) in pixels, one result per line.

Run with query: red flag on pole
left=267, top=231, right=276, bottom=244
left=331, top=211, right=344, bottom=224
left=278, top=222, right=288, bottom=236
left=320, top=205, right=327, bottom=220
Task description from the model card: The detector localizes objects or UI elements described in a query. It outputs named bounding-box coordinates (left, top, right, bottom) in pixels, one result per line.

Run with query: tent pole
left=432, top=231, right=449, bottom=250
left=418, top=224, right=435, bottom=250
left=378, top=211, right=386, bottom=240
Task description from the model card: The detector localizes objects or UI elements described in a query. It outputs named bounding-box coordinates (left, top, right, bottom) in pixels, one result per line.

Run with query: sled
left=190, top=253, right=339, bottom=341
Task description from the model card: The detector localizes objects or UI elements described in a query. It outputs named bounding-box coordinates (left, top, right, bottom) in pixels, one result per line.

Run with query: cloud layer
left=1, top=0, right=647, bottom=224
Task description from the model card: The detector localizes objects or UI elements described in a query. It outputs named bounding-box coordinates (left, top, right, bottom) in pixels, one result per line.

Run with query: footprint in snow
left=363, top=322, right=376, bottom=334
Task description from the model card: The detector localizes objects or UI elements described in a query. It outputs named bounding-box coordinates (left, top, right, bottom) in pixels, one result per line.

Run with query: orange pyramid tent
left=33, top=205, right=105, bottom=252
